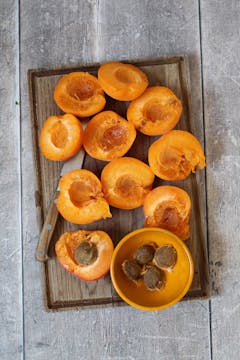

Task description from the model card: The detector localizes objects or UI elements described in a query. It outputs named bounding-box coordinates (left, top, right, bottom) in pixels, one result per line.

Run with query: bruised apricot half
left=148, top=130, right=206, bottom=180
left=98, top=62, right=149, bottom=101
left=127, top=86, right=182, bottom=136
left=101, top=157, right=155, bottom=209
left=55, top=230, right=114, bottom=281
left=54, top=72, right=106, bottom=117
left=143, top=186, right=191, bottom=240
left=39, top=114, right=83, bottom=161
left=83, top=110, right=136, bottom=161
left=57, top=169, right=111, bottom=224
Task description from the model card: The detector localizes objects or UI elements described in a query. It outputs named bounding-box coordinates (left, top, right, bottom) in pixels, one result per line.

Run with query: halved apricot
left=143, top=186, right=191, bottom=240
left=127, top=86, right=182, bottom=135
left=55, top=230, right=114, bottom=281
left=39, top=114, right=83, bottom=161
left=83, top=110, right=136, bottom=161
left=101, top=157, right=155, bottom=209
left=57, top=169, right=111, bottom=224
left=54, top=72, right=106, bottom=117
left=98, top=62, right=149, bottom=101
left=148, top=130, right=206, bottom=180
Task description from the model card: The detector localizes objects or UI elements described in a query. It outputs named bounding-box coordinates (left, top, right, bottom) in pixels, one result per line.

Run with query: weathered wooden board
left=29, top=56, right=209, bottom=310
left=201, top=0, right=240, bottom=359
left=0, top=0, right=23, bottom=359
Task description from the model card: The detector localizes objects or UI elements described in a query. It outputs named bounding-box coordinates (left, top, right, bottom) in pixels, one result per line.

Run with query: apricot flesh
left=101, top=157, right=155, bottom=210
left=57, top=169, right=111, bottom=224
left=127, top=86, right=182, bottom=135
left=144, top=186, right=191, bottom=240
left=83, top=110, right=136, bottom=161
left=39, top=114, right=83, bottom=161
left=98, top=62, right=149, bottom=101
left=54, top=72, right=106, bottom=117
left=55, top=230, right=114, bottom=281
left=148, top=130, right=206, bottom=180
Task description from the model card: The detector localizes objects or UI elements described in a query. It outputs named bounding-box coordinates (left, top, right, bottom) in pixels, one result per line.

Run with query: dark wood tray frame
left=28, top=55, right=209, bottom=311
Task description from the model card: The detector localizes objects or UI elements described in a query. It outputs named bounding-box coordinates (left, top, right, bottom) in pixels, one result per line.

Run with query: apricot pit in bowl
left=83, top=110, right=136, bottom=161
left=110, top=228, right=194, bottom=311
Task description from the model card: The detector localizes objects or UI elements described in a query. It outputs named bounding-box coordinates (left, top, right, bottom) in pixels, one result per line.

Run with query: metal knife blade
left=58, top=121, right=87, bottom=188
left=35, top=121, right=87, bottom=262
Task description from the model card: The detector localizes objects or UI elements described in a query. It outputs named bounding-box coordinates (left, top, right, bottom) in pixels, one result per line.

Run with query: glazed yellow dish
left=110, top=228, right=194, bottom=311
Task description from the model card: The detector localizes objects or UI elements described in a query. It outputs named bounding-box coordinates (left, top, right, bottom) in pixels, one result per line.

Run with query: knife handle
left=35, top=191, right=59, bottom=262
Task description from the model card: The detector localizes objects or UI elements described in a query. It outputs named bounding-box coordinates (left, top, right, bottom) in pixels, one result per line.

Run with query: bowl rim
left=110, top=227, right=194, bottom=311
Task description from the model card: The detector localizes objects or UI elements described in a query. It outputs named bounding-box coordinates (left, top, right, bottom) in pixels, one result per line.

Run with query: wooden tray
left=29, top=56, right=209, bottom=310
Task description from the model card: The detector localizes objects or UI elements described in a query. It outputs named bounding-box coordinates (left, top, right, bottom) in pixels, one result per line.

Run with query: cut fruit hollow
left=127, top=86, right=183, bottom=136
left=39, top=114, right=83, bottom=161
left=57, top=169, right=111, bottom=224
left=148, top=130, right=206, bottom=180
left=143, top=185, right=191, bottom=240
left=55, top=230, right=114, bottom=281
left=101, top=157, right=155, bottom=210
left=54, top=72, right=106, bottom=117
left=98, top=62, right=149, bottom=101
left=83, top=110, right=136, bottom=161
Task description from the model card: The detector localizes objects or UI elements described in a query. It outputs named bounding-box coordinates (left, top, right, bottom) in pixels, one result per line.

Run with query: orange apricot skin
left=98, top=62, right=149, bottom=101
left=127, top=86, right=183, bottom=136
left=54, top=72, right=106, bottom=117
left=143, top=186, right=191, bottom=240
left=39, top=114, right=83, bottom=161
left=83, top=110, right=136, bottom=161
left=148, top=130, right=206, bottom=180
left=101, top=157, right=155, bottom=210
left=57, top=169, right=111, bottom=224
left=55, top=230, right=114, bottom=281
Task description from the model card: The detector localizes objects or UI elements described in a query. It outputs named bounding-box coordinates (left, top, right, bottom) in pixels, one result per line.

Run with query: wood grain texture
left=0, top=0, right=23, bottom=359
left=200, top=1, right=240, bottom=359
left=20, top=0, right=211, bottom=359
left=29, top=57, right=209, bottom=309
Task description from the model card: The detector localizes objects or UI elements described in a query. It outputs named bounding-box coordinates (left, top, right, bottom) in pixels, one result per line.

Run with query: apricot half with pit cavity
left=127, top=86, right=182, bottom=135
left=144, top=186, right=191, bottom=240
left=101, top=157, right=155, bottom=209
left=55, top=230, right=114, bottom=281
left=57, top=169, right=111, bottom=224
left=148, top=130, right=206, bottom=180
left=54, top=72, right=106, bottom=117
left=39, top=114, right=83, bottom=161
left=98, top=62, right=149, bottom=101
left=83, top=110, right=136, bottom=161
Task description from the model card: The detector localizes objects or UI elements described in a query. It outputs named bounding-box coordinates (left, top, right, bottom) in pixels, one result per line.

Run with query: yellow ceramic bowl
left=110, top=228, right=194, bottom=311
